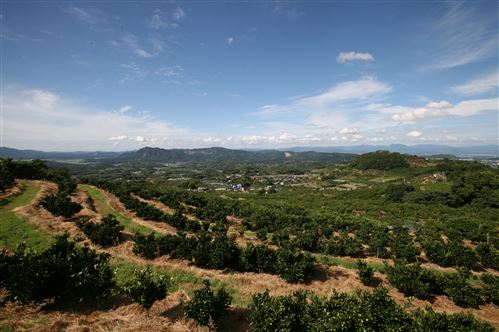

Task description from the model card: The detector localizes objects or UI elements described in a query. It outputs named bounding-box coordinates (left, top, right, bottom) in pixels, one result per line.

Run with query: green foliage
left=351, top=151, right=410, bottom=170
left=41, top=193, right=82, bottom=218
left=249, top=287, right=494, bottom=331
left=122, top=267, right=170, bottom=310
left=386, top=262, right=433, bottom=298
left=183, top=280, right=232, bottom=326
left=412, top=309, right=495, bottom=331
left=356, top=259, right=374, bottom=285
left=385, top=183, right=415, bottom=202
left=481, top=274, right=499, bottom=305
left=423, top=239, right=478, bottom=270
left=76, top=215, right=124, bottom=247
left=275, top=248, right=315, bottom=283
left=0, top=159, right=15, bottom=192
left=250, top=290, right=309, bottom=332
left=1, top=234, right=115, bottom=306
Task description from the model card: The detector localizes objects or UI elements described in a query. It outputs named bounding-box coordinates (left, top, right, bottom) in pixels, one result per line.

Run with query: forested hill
left=112, top=147, right=355, bottom=164
left=0, top=146, right=356, bottom=164
left=0, top=147, right=120, bottom=160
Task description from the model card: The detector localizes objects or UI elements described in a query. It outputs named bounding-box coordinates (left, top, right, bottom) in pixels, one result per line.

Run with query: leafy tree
left=183, top=280, right=232, bottom=326
left=76, top=215, right=124, bottom=247
left=1, top=235, right=115, bottom=306
left=481, top=274, right=499, bottom=305
left=41, top=193, right=82, bottom=218
left=123, top=267, right=170, bottom=310
left=356, top=259, right=374, bottom=285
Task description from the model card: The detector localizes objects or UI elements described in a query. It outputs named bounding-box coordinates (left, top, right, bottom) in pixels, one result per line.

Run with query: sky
left=1, top=0, right=498, bottom=151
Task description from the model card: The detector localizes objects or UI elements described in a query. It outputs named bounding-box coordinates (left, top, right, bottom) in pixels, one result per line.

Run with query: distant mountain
left=284, top=144, right=499, bottom=157
left=0, top=147, right=121, bottom=160
left=113, top=147, right=355, bottom=164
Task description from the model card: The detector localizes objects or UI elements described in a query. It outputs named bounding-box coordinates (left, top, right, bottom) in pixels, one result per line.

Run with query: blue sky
left=1, top=0, right=498, bottom=151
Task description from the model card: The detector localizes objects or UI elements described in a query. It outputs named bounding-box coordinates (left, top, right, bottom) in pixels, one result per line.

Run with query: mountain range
left=0, top=144, right=497, bottom=165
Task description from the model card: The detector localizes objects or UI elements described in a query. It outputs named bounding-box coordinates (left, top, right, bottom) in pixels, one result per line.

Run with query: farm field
left=1, top=152, right=498, bottom=331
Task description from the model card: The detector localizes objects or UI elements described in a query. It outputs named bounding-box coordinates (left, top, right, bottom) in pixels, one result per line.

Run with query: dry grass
left=0, top=180, right=23, bottom=201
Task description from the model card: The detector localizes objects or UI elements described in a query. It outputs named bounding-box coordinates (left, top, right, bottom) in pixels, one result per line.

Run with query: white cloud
left=2, top=86, right=187, bottom=150
left=422, top=2, right=498, bottom=70
left=450, top=71, right=498, bottom=96
left=109, top=135, right=127, bottom=141
left=226, top=37, right=234, bottom=45
left=391, top=98, right=497, bottom=123
left=254, top=76, right=391, bottom=115
left=336, top=52, right=374, bottom=64
left=122, top=34, right=163, bottom=58
left=173, top=7, right=185, bottom=20
left=64, top=5, right=107, bottom=26
left=339, top=127, right=359, bottom=134
left=147, top=14, right=168, bottom=29
left=118, top=105, right=132, bottom=114
left=407, top=130, right=422, bottom=138
left=426, top=100, right=453, bottom=108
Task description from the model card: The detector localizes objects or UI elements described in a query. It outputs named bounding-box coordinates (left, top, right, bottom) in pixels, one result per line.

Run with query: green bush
left=183, top=280, right=232, bottom=326
left=250, top=290, right=309, bottom=332
left=122, top=267, right=170, bottom=310
left=481, top=274, right=499, bottom=305
left=249, top=287, right=494, bottom=331
left=386, top=262, right=433, bottom=298
left=1, top=234, right=115, bottom=305
left=275, top=248, right=314, bottom=283
left=41, top=193, right=82, bottom=218
left=76, top=215, right=124, bottom=247
left=356, top=259, right=374, bottom=285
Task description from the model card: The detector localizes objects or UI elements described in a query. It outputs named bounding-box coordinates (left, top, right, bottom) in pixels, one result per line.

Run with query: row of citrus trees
left=0, top=235, right=495, bottom=330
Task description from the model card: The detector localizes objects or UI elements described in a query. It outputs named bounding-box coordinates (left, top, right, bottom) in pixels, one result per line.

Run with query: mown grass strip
left=79, top=184, right=154, bottom=235
left=0, top=181, right=53, bottom=251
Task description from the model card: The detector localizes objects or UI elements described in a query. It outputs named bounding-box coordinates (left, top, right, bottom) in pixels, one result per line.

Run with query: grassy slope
left=78, top=184, right=154, bottom=235
left=0, top=181, right=52, bottom=251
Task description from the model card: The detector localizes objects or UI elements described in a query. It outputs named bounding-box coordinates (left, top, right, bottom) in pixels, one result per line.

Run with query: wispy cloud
left=253, top=76, right=392, bottom=116
left=63, top=5, right=107, bottom=27
left=450, top=71, right=498, bottom=96
left=271, top=1, right=303, bottom=18
left=173, top=7, right=185, bottom=20
left=336, top=52, right=375, bottom=64
left=122, top=33, right=163, bottom=58
left=421, top=2, right=497, bottom=70
left=226, top=37, right=235, bottom=45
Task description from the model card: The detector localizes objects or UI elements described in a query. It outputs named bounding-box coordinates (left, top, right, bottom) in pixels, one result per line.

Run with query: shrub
left=481, top=274, right=499, bottom=305
left=183, top=280, right=232, bottom=326
left=41, top=194, right=82, bottom=218
left=249, top=287, right=493, bottom=331
left=275, top=248, right=314, bottom=283
left=1, top=234, right=115, bottom=305
left=122, top=267, right=170, bottom=310
left=356, top=259, right=374, bottom=285
left=76, top=215, right=124, bottom=247
left=440, top=272, right=483, bottom=308
left=385, top=262, right=432, bottom=298
left=250, top=290, right=309, bottom=332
